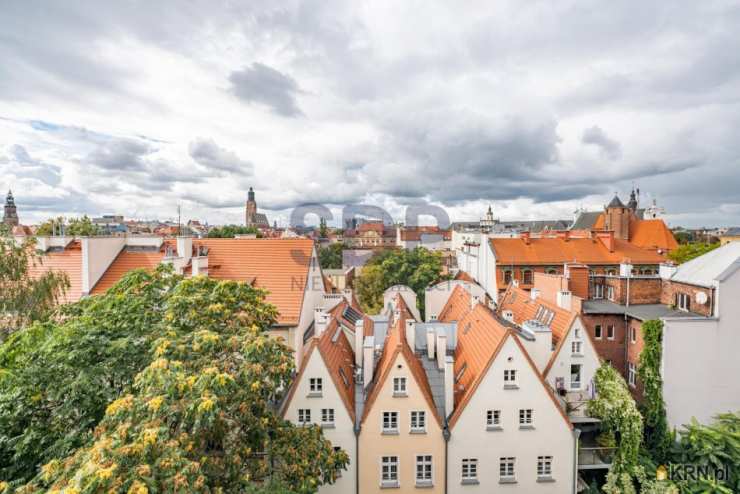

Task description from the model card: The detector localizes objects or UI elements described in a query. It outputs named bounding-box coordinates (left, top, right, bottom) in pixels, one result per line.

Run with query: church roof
left=607, top=195, right=626, bottom=208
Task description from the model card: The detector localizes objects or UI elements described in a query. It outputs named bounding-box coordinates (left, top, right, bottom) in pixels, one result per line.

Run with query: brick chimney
left=597, top=231, right=615, bottom=253
left=565, top=263, right=590, bottom=300
left=522, top=231, right=531, bottom=245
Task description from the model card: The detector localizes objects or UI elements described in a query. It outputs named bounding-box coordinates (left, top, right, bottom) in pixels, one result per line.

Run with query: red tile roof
left=437, top=285, right=472, bottom=322
left=27, top=241, right=83, bottom=303
left=90, top=249, right=165, bottom=295
left=361, top=295, right=442, bottom=427
left=496, top=284, right=575, bottom=344
left=194, top=238, right=315, bottom=326
left=399, top=226, right=452, bottom=241
left=629, top=218, right=678, bottom=252
left=490, top=236, right=667, bottom=265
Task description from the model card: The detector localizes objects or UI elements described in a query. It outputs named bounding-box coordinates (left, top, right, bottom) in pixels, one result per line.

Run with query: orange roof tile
left=195, top=239, right=315, bottom=326
left=90, top=249, right=164, bottom=295
left=490, top=236, right=666, bottom=266
left=27, top=241, right=83, bottom=303
left=496, top=284, right=575, bottom=344
left=361, top=295, right=442, bottom=427
left=629, top=218, right=678, bottom=252
left=317, top=318, right=356, bottom=421
left=453, top=270, right=475, bottom=283
left=437, top=285, right=472, bottom=322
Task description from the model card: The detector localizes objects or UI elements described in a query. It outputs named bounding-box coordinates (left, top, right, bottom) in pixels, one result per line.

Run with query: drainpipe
left=443, top=426, right=451, bottom=494
left=354, top=423, right=361, bottom=494
left=573, top=428, right=581, bottom=494
left=626, top=275, right=631, bottom=307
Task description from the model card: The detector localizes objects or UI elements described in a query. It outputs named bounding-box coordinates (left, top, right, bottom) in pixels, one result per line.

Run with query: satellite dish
left=696, top=292, right=708, bottom=305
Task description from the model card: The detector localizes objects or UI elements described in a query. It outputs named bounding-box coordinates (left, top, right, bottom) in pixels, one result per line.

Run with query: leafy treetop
left=667, top=242, right=720, bottom=264
left=35, top=216, right=101, bottom=237
left=206, top=225, right=262, bottom=238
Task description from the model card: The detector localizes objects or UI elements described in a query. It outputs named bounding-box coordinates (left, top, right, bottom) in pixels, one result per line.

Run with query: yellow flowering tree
left=14, top=276, right=347, bottom=493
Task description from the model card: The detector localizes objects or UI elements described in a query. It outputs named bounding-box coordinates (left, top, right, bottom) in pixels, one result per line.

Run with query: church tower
left=3, top=190, right=19, bottom=227
left=245, top=187, right=257, bottom=227
left=604, top=193, right=631, bottom=240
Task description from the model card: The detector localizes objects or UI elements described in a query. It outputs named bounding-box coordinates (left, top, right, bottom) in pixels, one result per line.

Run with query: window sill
left=537, top=476, right=555, bottom=483
left=380, top=481, right=400, bottom=489
left=461, top=479, right=479, bottom=485
left=392, top=392, right=408, bottom=398
left=519, top=424, right=535, bottom=430
left=410, top=429, right=427, bottom=435
left=306, top=392, right=323, bottom=398
left=486, top=425, right=503, bottom=431
left=321, top=423, right=335, bottom=429
left=570, top=385, right=582, bottom=391
left=415, top=481, right=433, bottom=488
left=382, top=430, right=399, bottom=435
left=499, top=478, right=517, bottom=484
left=503, top=384, right=519, bottom=390
left=571, top=353, right=583, bottom=358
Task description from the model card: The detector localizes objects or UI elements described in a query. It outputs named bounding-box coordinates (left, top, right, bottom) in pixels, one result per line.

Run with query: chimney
left=444, top=355, right=454, bottom=418
left=355, top=318, right=364, bottom=367
left=522, top=231, right=531, bottom=245
left=598, top=231, right=615, bottom=252
left=436, top=332, right=447, bottom=370
left=426, top=327, right=435, bottom=360
left=565, top=263, right=589, bottom=300
left=659, top=262, right=678, bottom=280
left=405, top=319, right=416, bottom=351
left=314, top=307, right=329, bottom=336
left=530, top=288, right=540, bottom=301
left=363, top=336, right=375, bottom=388
left=556, top=290, right=572, bottom=310
left=470, top=294, right=481, bottom=310
left=176, top=236, right=193, bottom=259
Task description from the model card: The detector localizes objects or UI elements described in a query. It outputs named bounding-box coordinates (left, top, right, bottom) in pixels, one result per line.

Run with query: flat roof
left=582, top=300, right=700, bottom=320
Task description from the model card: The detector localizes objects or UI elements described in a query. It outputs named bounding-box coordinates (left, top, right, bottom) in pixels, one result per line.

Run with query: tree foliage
left=354, top=247, right=447, bottom=315
left=318, top=243, right=343, bottom=270
left=587, top=363, right=644, bottom=494
left=3, top=274, right=347, bottom=493
left=35, top=216, right=101, bottom=237
left=0, top=237, right=69, bottom=337
left=638, top=320, right=672, bottom=464
left=667, top=242, right=720, bottom=265
left=0, top=266, right=179, bottom=485
left=206, top=225, right=261, bottom=238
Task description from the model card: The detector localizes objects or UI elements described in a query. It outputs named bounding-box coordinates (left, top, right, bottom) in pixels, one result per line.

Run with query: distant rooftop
left=582, top=300, right=700, bottom=320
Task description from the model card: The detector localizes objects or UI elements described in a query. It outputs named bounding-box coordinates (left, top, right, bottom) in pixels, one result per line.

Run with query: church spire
left=3, top=189, right=19, bottom=227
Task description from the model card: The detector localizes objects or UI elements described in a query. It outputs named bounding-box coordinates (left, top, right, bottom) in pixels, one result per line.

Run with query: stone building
left=3, top=190, right=19, bottom=227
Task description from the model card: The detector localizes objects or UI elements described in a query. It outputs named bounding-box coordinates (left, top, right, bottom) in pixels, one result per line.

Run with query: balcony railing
left=578, top=447, right=616, bottom=469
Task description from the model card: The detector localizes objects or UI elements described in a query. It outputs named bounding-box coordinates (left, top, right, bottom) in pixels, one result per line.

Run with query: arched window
left=503, top=270, right=513, bottom=284
left=546, top=267, right=558, bottom=275
left=522, top=269, right=533, bottom=285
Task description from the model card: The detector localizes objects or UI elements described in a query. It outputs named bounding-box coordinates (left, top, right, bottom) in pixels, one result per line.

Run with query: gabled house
left=358, top=295, right=446, bottom=493
left=438, top=287, right=576, bottom=493
left=281, top=302, right=357, bottom=494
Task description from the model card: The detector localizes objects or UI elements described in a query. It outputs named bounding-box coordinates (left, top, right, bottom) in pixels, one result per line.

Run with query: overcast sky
left=1, top=1, right=739, bottom=228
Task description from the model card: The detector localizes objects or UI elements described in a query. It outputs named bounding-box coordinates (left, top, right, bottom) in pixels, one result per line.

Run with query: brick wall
left=661, top=280, right=714, bottom=317
left=581, top=314, right=627, bottom=376
left=591, top=276, right=662, bottom=304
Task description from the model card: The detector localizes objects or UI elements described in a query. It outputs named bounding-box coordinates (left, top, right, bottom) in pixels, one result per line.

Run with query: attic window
left=339, top=368, right=349, bottom=387
left=455, top=363, right=468, bottom=383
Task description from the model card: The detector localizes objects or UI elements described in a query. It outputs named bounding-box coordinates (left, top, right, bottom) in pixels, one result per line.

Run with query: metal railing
left=578, top=447, right=616, bottom=468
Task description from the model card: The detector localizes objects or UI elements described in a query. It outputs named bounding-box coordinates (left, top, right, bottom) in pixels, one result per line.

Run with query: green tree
left=318, top=243, right=343, bottom=269
left=0, top=237, right=69, bottom=337
left=206, top=225, right=262, bottom=238
left=667, top=242, right=720, bottom=264
left=0, top=266, right=179, bottom=485
left=35, top=216, right=101, bottom=236
left=11, top=276, right=346, bottom=493
left=354, top=247, right=447, bottom=316
left=318, top=218, right=328, bottom=238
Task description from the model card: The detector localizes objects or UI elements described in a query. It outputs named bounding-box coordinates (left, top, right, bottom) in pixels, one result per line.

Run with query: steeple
left=248, top=187, right=255, bottom=202
left=627, top=187, right=638, bottom=211
left=3, top=189, right=19, bottom=227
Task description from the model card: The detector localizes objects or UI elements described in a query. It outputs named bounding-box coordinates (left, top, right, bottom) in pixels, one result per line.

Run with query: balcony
left=578, top=447, right=616, bottom=470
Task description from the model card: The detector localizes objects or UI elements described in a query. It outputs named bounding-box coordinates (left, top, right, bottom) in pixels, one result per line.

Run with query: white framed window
left=410, top=411, right=426, bottom=432
left=519, top=409, right=533, bottom=427
left=382, top=411, right=399, bottom=433
left=594, top=324, right=602, bottom=339
left=381, top=456, right=399, bottom=486
left=499, top=457, right=516, bottom=482
left=309, top=377, right=323, bottom=395
left=393, top=377, right=407, bottom=396
left=298, top=408, right=311, bottom=424
left=607, top=286, right=615, bottom=301
left=628, top=362, right=637, bottom=388
left=504, top=369, right=517, bottom=387
left=486, top=409, right=501, bottom=428
left=415, top=455, right=433, bottom=485
left=593, top=284, right=604, bottom=299
left=461, top=458, right=478, bottom=483
left=630, top=326, right=636, bottom=344
left=570, top=364, right=582, bottom=390
left=537, top=456, right=553, bottom=479
left=607, top=325, right=615, bottom=340
left=571, top=341, right=583, bottom=355
left=677, top=292, right=691, bottom=312
left=321, top=408, right=334, bottom=426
